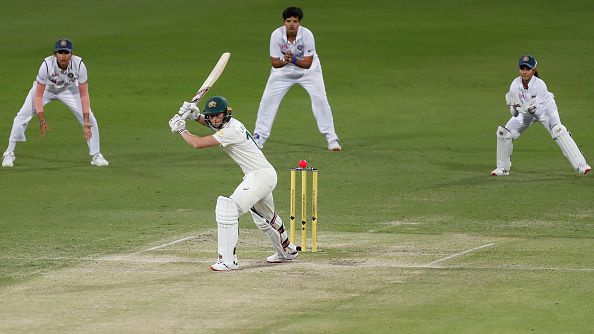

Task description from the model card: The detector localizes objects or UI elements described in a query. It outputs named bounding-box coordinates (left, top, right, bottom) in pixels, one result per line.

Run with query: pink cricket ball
left=298, top=160, right=308, bottom=168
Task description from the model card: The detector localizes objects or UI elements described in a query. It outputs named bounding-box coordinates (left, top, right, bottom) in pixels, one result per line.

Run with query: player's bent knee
left=216, top=196, right=239, bottom=226
left=551, top=124, right=568, bottom=139
left=249, top=209, right=269, bottom=230
left=496, top=126, right=512, bottom=140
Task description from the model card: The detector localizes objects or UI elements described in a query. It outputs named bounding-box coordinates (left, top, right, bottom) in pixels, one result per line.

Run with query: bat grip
left=180, top=110, right=191, bottom=120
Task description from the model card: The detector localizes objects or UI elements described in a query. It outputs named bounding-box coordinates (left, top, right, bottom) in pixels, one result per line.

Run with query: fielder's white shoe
left=266, top=250, right=299, bottom=263
left=327, top=139, right=341, bottom=151
left=91, top=153, right=109, bottom=167
left=2, top=151, right=15, bottom=168
left=578, top=165, right=591, bottom=175
left=210, top=259, right=239, bottom=271
left=491, top=168, right=509, bottom=176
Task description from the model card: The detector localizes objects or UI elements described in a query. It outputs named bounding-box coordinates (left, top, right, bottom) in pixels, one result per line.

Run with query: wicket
left=289, top=167, right=318, bottom=252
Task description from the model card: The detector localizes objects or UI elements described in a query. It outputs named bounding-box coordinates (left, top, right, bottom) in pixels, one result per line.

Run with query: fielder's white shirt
left=509, top=75, right=556, bottom=114
left=270, top=25, right=320, bottom=73
left=36, top=55, right=87, bottom=93
left=213, top=118, right=273, bottom=174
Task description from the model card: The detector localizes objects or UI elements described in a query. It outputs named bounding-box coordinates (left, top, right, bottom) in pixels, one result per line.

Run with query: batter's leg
left=250, top=194, right=298, bottom=262
left=211, top=196, right=240, bottom=271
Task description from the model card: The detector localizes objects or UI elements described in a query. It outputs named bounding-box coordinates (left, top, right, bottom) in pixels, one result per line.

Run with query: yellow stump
left=301, top=168, right=308, bottom=252
left=311, top=169, right=318, bottom=252
left=289, top=168, right=296, bottom=243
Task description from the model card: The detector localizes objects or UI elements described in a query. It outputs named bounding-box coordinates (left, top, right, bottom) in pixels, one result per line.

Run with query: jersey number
left=246, top=130, right=257, bottom=146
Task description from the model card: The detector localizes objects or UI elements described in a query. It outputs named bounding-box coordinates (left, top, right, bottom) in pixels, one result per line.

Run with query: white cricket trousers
left=230, top=167, right=278, bottom=219
left=8, top=82, right=102, bottom=155
left=254, top=65, right=338, bottom=143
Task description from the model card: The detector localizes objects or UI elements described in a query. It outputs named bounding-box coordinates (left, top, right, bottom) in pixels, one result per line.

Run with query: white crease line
left=3, top=255, right=594, bottom=272
left=139, top=236, right=196, bottom=253
left=421, top=243, right=495, bottom=267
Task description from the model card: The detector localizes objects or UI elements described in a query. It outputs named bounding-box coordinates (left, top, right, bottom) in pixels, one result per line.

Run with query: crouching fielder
left=492, top=55, right=591, bottom=176
left=168, top=96, right=299, bottom=271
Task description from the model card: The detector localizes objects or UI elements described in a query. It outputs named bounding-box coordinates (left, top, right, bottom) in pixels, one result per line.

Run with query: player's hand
left=284, top=51, right=293, bottom=63
left=525, top=99, right=536, bottom=114
left=178, top=102, right=201, bottom=120
left=39, top=120, right=48, bottom=139
left=83, top=124, right=93, bottom=140
left=169, top=114, right=187, bottom=133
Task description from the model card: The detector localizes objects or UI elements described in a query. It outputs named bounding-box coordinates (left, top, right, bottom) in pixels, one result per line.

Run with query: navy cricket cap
left=518, top=55, right=537, bottom=69
left=54, top=38, right=73, bottom=52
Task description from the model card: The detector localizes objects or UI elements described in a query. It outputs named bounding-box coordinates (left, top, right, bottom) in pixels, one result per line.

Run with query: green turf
left=1, top=0, right=594, bottom=333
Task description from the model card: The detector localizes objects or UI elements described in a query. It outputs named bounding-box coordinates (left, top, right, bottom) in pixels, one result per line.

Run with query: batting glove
left=178, top=102, right=201, bottom=121
left=169, top=114, right=187, bottom=134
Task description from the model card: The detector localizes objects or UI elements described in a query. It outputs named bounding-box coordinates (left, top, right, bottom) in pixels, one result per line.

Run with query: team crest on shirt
left=297, top=45, right=303, bottom=51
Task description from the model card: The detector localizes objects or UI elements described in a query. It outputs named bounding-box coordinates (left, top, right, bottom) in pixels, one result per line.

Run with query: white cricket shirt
left=213, top=118, right=273, bottom=174
left=509, top=75, right=556, bottom=113
left=269, top=25, right=320, bottom=73
left=36, top=55, right=87, bottom=93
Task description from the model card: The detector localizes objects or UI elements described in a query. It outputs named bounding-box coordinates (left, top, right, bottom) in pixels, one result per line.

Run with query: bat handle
left=180, top=110, right=191, bottom=120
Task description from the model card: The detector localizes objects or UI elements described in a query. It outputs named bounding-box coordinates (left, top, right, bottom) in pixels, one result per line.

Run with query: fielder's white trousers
left=230, top=167, right=278, bottom=220
left=7, top=82, right=102, bottom=155
left=254, top=65, right=339, bottom=143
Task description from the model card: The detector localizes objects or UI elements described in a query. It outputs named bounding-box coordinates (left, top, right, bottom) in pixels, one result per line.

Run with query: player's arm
left=34, top=82, right=48, bottom=139
left=290, top=54, right=313, bottom=69
left=179, top=132, right=220, bottom=149
left=78, top=82, right=92, bottom=140
left=271, top=56, right=287, bottom=68
left=169, top=113, right=219, bottom=149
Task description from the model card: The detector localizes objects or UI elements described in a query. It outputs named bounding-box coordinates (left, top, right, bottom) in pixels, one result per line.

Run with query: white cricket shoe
left=210, top=259, right=239, bottom=271
left=91, top=153, right=109, bottom=167
left=491, top=168, right=509, bottom=176
left=266, top=250, right=299, bottom=263
left=578, top=165, right=591, bottom=175
left=2, top=151, right=15, bottom=168
left=327, top=139, right=341, bottom=151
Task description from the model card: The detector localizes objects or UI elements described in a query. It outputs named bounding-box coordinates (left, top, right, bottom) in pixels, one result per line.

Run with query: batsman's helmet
left=203, top=96, right=232, bottom=129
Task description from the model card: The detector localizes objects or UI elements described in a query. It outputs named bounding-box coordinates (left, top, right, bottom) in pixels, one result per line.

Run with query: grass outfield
left=1, top=0, right=594, bottom=333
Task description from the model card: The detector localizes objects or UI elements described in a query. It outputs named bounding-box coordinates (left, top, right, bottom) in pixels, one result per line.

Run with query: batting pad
left=552, top=124, right=588, bottom=172
left=496, top=126, right=513, bottom=171
left=216, top=196, right=239, bottom=265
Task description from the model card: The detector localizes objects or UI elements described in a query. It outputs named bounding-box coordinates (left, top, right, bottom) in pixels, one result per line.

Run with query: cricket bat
left=181, top=52, right=231, bottom=120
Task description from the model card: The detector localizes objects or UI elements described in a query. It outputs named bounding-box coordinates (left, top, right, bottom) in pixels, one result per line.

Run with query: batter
left=169, top=96, right=299, bottom=271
